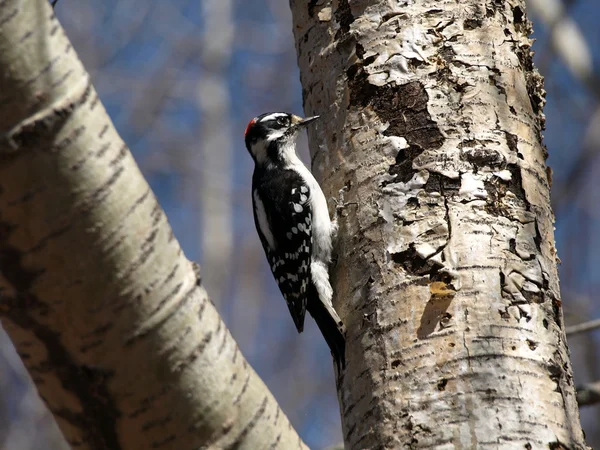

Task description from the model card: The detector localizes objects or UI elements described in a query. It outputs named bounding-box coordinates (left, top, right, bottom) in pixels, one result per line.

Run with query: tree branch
left=566, top=318, right=600, bottom=336
left=576, top=381, right=600, bottom=407
left=0, top=1, right=307, bottom=449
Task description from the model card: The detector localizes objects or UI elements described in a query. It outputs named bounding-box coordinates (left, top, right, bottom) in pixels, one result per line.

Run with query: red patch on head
left=244, top=118, right=257, bottom=138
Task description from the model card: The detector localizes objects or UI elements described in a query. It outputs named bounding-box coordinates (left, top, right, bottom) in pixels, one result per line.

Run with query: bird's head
left=244, top=112, right=319, bottom=165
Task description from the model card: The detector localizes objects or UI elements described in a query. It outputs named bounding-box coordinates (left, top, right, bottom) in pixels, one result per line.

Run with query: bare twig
left=576, top=380, right=600, bottom=407
left=526, top=0, right=600, bottom=212
left=526, top=0, right=598, bottom=96
left=565, top=317, right=600, bottom=336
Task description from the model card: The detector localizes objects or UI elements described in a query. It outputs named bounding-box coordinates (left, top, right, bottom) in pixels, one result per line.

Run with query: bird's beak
left=291, top=114, right=320, bottom=128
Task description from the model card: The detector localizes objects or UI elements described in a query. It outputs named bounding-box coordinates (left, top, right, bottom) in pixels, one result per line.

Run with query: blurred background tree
left=0, top=0, right=598, bottom=448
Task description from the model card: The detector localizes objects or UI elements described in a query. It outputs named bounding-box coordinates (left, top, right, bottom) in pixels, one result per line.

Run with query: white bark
left=0, top=1, right=307, bottom=449
left=290, top=0, right=587, bottom=448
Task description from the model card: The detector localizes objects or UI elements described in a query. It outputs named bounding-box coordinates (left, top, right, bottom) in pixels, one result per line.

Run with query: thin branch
left=565, top=318, right=600, bottom=336
left=526, top=0, right=600, bottom=212
left=526, top=0, right=598, bottom=96
left=576, top=381, right=600, bottom=407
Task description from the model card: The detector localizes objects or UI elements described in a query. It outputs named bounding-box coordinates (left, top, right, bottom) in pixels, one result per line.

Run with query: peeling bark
left=290, top=0, right=587, bottom=448
left=0, top=1, right=307, bottom=449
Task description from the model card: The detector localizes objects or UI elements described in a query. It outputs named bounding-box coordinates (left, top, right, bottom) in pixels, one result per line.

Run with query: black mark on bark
left=515, top=44, right=546, bottom=134
left=504, top=131, right=518, bottom=153
left=348, top=71, right=444, bottom=151
left=3, top=82, right=92, bottom=151
left=485, top=164, right=528, bottom=216
left=347, top=46, right=444, bottom=184
left=308, top=0, right=318, bottom=17
left=547, top=360, right=563, bottom=392
left=334, top=0, right=354, bottom=35
left=0, top=233, right=122, bottom=450
left=526, top=339, right=538, bottom=350
left=461, top=146, right=505, bottom=169
left=391, top=245, right=444, bottom=277
left=386, top=144, right=425, bottom=184
left=192, top=261, right=202, bottom=286
left=463, top=18, right=483, bottom=30
left=0, top=223, right=45, bottom=291
left=423, top=172, right=460, bottom=194
left=552, top=295, right=562, bottom=328
left=488, top=67, right=507, bottom=99
left=512, top=6, right=525, bottom=32
left=548, top=440, right=571, bottom=450
left=229, top=396, right=269, bottom=449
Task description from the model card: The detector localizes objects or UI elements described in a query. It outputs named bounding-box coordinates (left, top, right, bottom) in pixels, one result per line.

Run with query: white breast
left=285, top=152, right=333, bottom=264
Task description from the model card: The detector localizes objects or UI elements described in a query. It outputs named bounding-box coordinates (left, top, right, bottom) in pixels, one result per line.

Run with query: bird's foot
left=330, top=186, right=357, bottom=215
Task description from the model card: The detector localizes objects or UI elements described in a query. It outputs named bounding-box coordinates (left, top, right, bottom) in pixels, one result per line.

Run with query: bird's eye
left=277, top=117, right=287, bottom=126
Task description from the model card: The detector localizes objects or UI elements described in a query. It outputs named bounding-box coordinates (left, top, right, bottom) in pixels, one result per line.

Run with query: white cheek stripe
left=253, top=190, right=277, bottom=250
left=266, top=130, right=286, bottom=142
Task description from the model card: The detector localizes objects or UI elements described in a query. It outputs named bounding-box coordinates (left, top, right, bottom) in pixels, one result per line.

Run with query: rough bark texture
left=0, top=1, right=307, bottom=449
left=290, top=0, right=587, bottom=448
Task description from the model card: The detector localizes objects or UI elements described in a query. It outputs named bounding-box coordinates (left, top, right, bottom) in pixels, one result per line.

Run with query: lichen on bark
left=290, top=0, right=586, bottom=448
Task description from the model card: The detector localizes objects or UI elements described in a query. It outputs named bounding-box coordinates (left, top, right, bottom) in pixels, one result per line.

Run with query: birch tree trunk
left=290, top=0, right=588, bottom=448
left=0, top=1, right=307, bottom=449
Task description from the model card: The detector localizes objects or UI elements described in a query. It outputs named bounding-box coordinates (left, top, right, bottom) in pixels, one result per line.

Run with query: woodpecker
left=244, top=112, right=346, bottom=371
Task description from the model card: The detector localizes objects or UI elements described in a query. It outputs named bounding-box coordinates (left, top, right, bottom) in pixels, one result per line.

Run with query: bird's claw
left=331, top=186, right=357, bottom=214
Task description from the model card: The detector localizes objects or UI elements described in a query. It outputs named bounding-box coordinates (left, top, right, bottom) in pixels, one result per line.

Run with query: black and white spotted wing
left=252, top=169, right=312, bottom=333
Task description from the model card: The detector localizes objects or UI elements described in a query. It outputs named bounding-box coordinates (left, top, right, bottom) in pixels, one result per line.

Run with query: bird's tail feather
left=307, top=285, right=346, bottom=373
